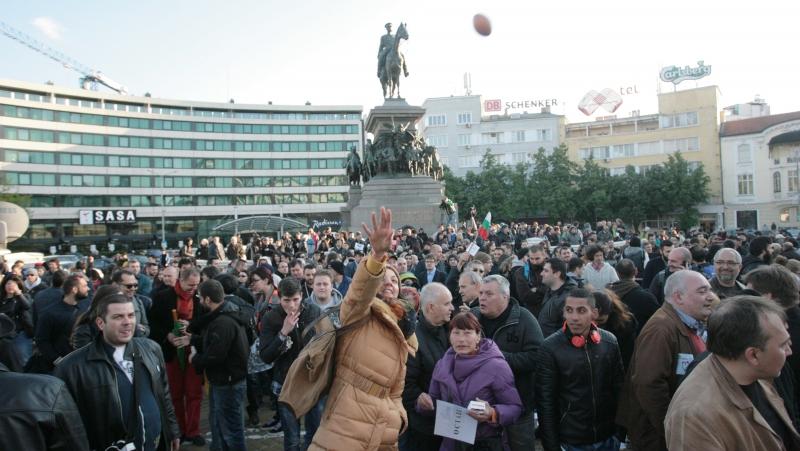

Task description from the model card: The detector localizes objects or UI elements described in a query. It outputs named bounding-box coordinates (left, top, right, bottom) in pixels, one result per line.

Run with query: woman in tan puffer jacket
left=309, top=208, right=418, bottom=451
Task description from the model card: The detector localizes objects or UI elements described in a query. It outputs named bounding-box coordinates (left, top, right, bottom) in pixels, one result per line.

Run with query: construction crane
left=0, top=20, right=128, bottom=95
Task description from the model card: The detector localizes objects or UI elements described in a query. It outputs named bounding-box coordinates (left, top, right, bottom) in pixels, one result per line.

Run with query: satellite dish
left=0, top=201, right=30, bottom=246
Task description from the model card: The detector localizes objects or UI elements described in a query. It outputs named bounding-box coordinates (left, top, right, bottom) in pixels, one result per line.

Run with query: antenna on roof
left=464, top=72, right=472, bottom=96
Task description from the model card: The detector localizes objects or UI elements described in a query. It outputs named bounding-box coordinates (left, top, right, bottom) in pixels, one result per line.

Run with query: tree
left=609, top=165, right=648, bottom=229
left=660, top=152, right=710, bottom=229
left=529, top=144, right=579, bottom=221
left=0, top=182, right=31, bottom=207
left=575, top=158, right=613, bottom=223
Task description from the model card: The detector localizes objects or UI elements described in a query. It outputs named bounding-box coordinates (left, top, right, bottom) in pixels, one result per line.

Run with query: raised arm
left=340, top=208, right=393, bottom=325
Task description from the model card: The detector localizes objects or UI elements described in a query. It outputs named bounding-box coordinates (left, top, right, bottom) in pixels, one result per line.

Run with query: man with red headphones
left=535, top=288, right=625, bottom=451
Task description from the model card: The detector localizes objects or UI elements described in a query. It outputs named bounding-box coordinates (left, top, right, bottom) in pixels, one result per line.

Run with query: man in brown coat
left=617, top=270, right=714, bottom=451
left=665, top=295, right=800, bottom=450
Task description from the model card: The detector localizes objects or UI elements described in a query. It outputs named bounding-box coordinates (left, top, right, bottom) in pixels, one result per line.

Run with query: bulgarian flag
left=478, top=212, right=491, bottom=240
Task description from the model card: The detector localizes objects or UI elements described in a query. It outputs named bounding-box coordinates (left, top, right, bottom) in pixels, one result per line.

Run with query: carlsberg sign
left=660, top=61, right=711, bottom=85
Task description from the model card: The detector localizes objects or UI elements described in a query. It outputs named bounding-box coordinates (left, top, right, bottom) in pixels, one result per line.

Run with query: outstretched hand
left=362, top=207, right=393, bottom=259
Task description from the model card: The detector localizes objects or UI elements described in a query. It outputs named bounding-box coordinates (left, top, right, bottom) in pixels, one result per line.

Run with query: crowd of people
left=1, top=209, right=800, bottom=451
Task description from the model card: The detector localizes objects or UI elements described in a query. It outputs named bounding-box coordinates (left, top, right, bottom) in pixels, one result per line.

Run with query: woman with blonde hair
left=307, top=208, right=418, bottom=450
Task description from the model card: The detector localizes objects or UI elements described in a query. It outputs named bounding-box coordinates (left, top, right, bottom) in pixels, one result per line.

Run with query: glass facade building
left=0, top=79, right=362, bottom=251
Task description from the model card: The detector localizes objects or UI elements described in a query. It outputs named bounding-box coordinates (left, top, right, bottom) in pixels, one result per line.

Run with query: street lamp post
left=147, top=169, right=176, bottom=250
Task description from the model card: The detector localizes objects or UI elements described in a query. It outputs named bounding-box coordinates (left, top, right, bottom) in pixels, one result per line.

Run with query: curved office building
left=0, top=79, right=362, bottom=252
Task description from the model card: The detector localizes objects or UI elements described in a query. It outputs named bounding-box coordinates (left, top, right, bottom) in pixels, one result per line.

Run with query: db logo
left=578, top=89, right=623, bottom=116
left=484, top=99, right=502, bottom=112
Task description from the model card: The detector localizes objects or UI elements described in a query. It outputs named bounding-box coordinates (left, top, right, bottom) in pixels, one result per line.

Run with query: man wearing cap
left=23, top=267, right=47, bottom=298
left=329, top=261, right=352, bottom=297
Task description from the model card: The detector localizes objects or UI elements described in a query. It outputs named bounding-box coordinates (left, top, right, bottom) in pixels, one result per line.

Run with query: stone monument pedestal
left=346, top=175, right=444, bottom=233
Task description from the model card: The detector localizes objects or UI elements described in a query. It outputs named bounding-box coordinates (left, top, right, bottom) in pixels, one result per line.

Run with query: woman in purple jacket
left=419, top=311, right=523, bottom=451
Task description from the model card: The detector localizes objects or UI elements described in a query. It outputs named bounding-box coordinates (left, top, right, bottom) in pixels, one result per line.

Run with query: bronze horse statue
left=381, top=22, right=408, bottom=99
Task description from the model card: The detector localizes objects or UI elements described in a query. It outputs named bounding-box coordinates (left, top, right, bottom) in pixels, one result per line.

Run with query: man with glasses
left=128, top=260, right=153, bottom=299
left=23, top=268, right=46, bottom=298
left=112, top=269, right=151, bottom=336
left=709, top=248, right=745, bottom=300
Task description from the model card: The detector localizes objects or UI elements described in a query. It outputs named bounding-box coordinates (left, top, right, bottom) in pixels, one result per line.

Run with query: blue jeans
left=209, top=380, right=247, bottom=451
left=13, top=331, right=32, bottom=366
left=561, top=435, right=620, bottom=451
left=277, top=398, right=325, bottom=451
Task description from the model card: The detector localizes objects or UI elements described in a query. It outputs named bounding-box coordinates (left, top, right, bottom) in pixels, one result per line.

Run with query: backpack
left=278, top=305, right=369, bottom=419
left=224, top=294, right=257, bottom=346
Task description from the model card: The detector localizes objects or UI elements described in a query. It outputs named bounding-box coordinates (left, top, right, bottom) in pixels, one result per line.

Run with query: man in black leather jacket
left=54, top=294, right=180, bottom=451
left=0, top=362, right=90, bottom=450
left=535, top=288, right=624, bottom=451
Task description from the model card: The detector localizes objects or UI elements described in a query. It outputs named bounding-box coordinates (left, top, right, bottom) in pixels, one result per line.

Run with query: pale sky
left=2, top=0, right=798, bottom=122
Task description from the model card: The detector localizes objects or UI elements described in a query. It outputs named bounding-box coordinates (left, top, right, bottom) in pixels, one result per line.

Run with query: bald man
left=649, top=247, right=692, bottom=305
left=619, top=270, right=714, bottom=450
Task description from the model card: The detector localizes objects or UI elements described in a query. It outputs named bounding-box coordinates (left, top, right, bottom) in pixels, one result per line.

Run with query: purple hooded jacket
left=425, top=338, right=523, bottom=450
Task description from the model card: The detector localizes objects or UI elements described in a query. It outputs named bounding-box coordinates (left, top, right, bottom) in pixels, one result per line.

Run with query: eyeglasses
left=715, top=260, right=740, bottom=267
left=122, top=283, right=138, bottom=289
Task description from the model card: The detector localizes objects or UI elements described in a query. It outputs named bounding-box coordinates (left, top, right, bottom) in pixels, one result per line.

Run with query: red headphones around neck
left=562, top=322, right=601, bottom=348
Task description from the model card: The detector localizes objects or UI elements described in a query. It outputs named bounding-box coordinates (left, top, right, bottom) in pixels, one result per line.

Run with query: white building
left=0, top=79, right=362, bottom=251
left=421, top=95, right=564, bottom=177
left=721, top=96, right=770, bottom=122
left=720, top=111, right=800, bottom=229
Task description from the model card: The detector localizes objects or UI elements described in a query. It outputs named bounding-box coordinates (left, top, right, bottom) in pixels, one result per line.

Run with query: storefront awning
left=212, top=216, right=308, bottom=234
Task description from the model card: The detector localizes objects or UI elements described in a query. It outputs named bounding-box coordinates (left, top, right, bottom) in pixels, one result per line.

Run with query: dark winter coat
left=536, top=329, right=624, bottom=450
left=471, top=298, right=544, bottom=413
left=537, top=279, right=578, bottom=338
left=189, top=300, right=250, bottom=385
left=608, top=280, right=660, bottom=334
left=258, top=300, right=322, bottom=385
left=403, top=313, right=449, bottom=437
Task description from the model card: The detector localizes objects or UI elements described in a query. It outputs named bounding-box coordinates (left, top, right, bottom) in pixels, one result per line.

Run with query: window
left=610, top=167, right=626, bottom=176
left=737, top=144, right=751, bottom=162
left=512, top=131, right=526, bottom=143
left=426, top=114, right=446, bottom=127
left=591, top=146, right=610, bottom=159
left=512, top=152, right=527, bottom=164
left=458, top=155, right=480, bottom=168
left=457, top=112, right=472, bottom=125
left=790, top=169, right=799, bottom=192
left=660, top=112, right=699, bottom=128
left=736, top=210, right=758, bottom=230
left=536, top=129, right=551, bottom=141
left=664, top=137, right=699, bottom=154
left=737, top=174, right=754, bottom=195
left=481, top=133, right=501, bottom=145
left=611, top=144, right=635, bottom=158
left=426, top=135, right=448, bottom=147
left=637, top=141, right=661, bottom=156
left=458, top=134, right=471, bottom=147
left=774, top=171, right=782, bottom=193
